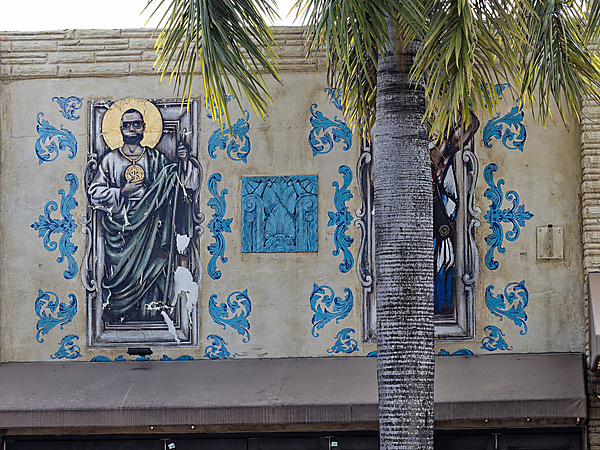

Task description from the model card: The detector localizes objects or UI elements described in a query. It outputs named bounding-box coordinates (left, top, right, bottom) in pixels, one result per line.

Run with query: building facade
left=0, top=27, right=595, bottom=449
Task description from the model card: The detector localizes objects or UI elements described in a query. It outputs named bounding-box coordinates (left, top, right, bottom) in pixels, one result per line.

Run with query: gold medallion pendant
left=120, top=147, right=146, bottom=183
left=125, top=163, right=145, bottom=183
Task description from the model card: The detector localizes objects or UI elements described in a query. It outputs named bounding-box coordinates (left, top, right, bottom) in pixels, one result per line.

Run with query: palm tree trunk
left=374, top=20, right=434, bottom=450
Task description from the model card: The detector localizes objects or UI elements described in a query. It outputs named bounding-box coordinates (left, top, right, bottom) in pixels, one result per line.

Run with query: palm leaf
left=294, top=0, right=430, bottom=139
left=146, top=0, right=282, bottom=128
left=411, top=0, right=527, bottom=138
left=520, top=0, right=600, bottom=126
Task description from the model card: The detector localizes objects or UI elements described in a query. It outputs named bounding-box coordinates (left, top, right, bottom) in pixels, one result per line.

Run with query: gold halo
left=101, top=97, right=163, bottom=150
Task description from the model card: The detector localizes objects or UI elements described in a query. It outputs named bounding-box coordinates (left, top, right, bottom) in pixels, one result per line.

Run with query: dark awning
left=0, top=353, right=585, bottom=430
left=434, top=352, right=585, bottom=423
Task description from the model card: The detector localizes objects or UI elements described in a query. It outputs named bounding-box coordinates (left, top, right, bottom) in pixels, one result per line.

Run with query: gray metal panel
left=0, top=358, right=378, bottom=428
left=434, top=353, right=586, bottom=421
left=0, top=353, right=586, bottom=429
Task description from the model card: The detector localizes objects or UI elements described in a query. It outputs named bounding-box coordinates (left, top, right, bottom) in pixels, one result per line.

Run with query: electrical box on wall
left=536, top=225, right=564, bottom=260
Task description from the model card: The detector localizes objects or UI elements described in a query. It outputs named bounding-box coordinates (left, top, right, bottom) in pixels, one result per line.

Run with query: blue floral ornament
left=328, top=165, right=354, bottom=273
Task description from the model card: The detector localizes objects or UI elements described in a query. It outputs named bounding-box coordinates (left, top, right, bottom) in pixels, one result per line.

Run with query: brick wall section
left=582, top=95, right=600, bottom=449
left=0, top=27, right=322, bottom=79
left=582, top=98, right=600, bottom=273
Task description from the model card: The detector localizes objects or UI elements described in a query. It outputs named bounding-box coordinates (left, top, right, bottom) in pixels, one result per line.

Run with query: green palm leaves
left=146, top=0, right=281, bottom=127
left=520, top=0, right=600, bottom=125
left=148, top=0, right=600, bottom=138
left=412, top=0, right=528, bottom=136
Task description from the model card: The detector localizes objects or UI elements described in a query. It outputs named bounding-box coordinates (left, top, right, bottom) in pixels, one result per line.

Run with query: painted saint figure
left=430, top=110, right=479, bottom=317
left=89, top=105, right=200, bottom=323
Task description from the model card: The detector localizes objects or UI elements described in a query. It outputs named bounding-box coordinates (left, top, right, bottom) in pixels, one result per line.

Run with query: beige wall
left=0, top=28, right=588, bottom=363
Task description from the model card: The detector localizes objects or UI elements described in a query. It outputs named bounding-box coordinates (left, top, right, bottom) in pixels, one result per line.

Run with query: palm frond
left=146, top=0, right=282, bottom=128
left=293, top=0, right=430, bottom=139
left=520, top=0, right=600, bottom=126
left=411, top=0, right=527, bottom=138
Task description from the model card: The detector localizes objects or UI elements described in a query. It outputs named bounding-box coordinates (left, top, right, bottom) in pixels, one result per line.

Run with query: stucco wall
left=0, top=28, right=587, bottom=363
left=439, top=97, right=586, bottom=355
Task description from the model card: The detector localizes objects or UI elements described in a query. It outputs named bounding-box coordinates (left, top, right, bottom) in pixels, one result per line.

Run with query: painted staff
left=166, top=128, right=189, bottom=307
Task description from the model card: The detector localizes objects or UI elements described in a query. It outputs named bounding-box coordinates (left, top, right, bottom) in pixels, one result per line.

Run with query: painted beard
left=122, top=132, right=143, bottom=145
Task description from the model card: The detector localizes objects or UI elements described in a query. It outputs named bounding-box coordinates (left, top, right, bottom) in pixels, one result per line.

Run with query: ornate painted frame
left=358, top=139, right=479, bottom=341
left=83, top=98, right=203, bottom=347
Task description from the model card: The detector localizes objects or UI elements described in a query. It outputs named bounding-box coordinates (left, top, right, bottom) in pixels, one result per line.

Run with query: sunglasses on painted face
left=121, top=121, right=144, bottom=130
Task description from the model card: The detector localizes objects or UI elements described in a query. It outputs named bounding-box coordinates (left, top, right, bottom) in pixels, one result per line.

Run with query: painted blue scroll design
left=35, top=113, right=77, bottom=164
left=327, top=328, right=359, bottom=354
left=482, top=83, right=509, bottom=109
left=324, top=87, right=343, bottom=110
left=205, top=334, right=235, bottom=359
left=485, top=280, right=529, bottom=334
left=310, top=284, right=353, bottom=337
left=328, top=165, right=354, bottom=273
left=91, top=355, right=194, bottom=362
left=91, top=355, right=126, bottom=362
left=492, top=83, right=509, bottom=99
left=207, top=173, right=232, bottom=280
left=52, top=96, right=83, bottom=120
left=242, top=176, right=318, bottom=253
left=309, top=103, right=352, bottom=156
left=366, top=351, right=377, bottom=357
left=160, top=355, right=195, bottom=361
left=207, top=95, right=251, bottom=163
left=483, top=164, right=533, bottom=270
left=51, top=334, right=82, bottom=359
left=483, top=104, right=527, bottom=152
left=438, top=349, right=475, bottom=356
left=481, top=325, right=513, bottom=351
left=31, top=173, right=79, bottom=279
left=91, top=356, right=113, bottom=362
left=209, top=289, right=252, bottom=342
left=34, top=290, right=77, bottom=343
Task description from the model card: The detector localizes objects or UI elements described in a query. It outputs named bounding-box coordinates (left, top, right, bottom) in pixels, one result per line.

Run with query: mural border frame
left=82, top=98, right=202, bottom=348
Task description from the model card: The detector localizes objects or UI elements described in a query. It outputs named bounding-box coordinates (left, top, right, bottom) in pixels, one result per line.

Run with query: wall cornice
left=0, top=27, right=321, bottom=80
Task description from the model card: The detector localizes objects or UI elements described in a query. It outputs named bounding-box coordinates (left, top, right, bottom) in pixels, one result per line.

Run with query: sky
left=0, top=0, right=298, bottom=31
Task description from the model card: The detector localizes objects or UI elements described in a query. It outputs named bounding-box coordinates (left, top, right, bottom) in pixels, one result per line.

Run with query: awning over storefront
left=0, top=353, right=585, bottom=429
left=434, top=352, right=585, bottom=423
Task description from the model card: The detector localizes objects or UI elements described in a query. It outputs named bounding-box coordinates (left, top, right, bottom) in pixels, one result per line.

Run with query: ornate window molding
left=359, top=137, right=479, bottom=341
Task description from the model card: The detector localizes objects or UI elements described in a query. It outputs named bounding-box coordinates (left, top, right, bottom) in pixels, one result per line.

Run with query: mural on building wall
left=207, top=173, right=232, bottom=280
left=208, top=289, right=252, bottom=343
left=483, top=163, right=533, bottom=270
left=91, top=354, right=194, bottom=362
left=481, top=325, right=513, bottom=351
left=35, top=113, right=78, bottom=164
left=483, top=104, right=527, bottom=152
left=431, top=111, right=480, bottom=326
left=205, top=334, right=235, bottom=359
left=31, top=173, right=79, bottom=279
left=361, top=110, right=481, bottom=341
left=309, top=88, right=352, bottom=156
left=438, top=349, right=475, bottom=356
left=241, top=176, right=318, bottom=253
left=207, top=95, right=252, bottom=163
left=52, top=96, right=83, bottom=121
left=51, top=334, right=82, bottom=359
left=485, top=280, right=529, bottom=334
left=83, top=97, right=203, bottom=347
left=328, top=165, right=354, bottom=273
left=356, top=143, right=376, bottom=341
left=328, top=328, right=359, bottom=354
left=310, top=283, right=353, bottom=337
left=34, top=290, right=77, bottom=343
